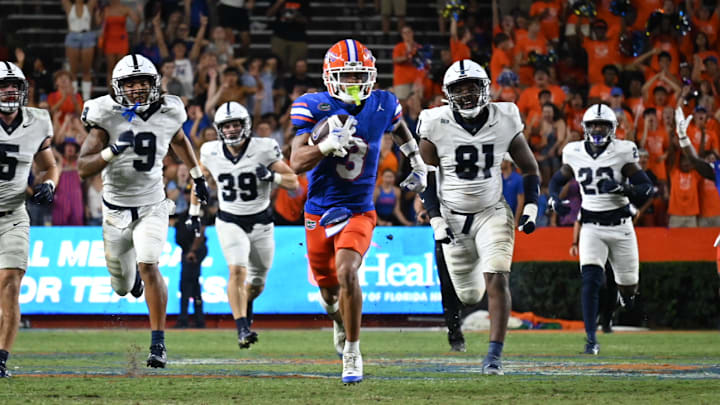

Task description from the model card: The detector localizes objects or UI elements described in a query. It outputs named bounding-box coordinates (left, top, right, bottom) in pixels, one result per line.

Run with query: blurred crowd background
left=2, top=0, right=720, bottom=229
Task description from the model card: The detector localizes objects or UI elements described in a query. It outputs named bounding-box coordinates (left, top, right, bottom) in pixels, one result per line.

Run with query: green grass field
left=2, top=328, right=720, bottom=404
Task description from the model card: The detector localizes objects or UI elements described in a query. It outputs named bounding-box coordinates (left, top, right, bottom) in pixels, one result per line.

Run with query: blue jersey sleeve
left=384, top=92, right=403, bottom=133
left=290, top=94, right=319, bottom=136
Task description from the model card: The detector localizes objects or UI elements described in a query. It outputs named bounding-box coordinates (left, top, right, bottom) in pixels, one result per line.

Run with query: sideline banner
left=20, top=226, right=442, bottom=315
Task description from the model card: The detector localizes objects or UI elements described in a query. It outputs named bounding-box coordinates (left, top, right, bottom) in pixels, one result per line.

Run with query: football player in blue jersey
left=290, top=39, right=427, bottom=384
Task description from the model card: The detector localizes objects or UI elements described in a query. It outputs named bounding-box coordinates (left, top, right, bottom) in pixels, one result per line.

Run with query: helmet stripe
left=345, top=39, right=357, bottom=62
left=227, top=102, right=231, bottom=115
left=3, top=61, right=12, bottom=75
left=597, top=104, right=601, bottom=116
left=459, top=60, right=465, bottom=75
left=131, top=54, right=139, bottom=70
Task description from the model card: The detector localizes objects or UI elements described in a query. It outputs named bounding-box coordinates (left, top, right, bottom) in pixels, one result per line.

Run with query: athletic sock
left=344, top=340, right=360, bottom=353
left=488, top=341, right=504, bottom=359
left=151, top=330, right=164, bottom=346
left=246, top=300, right=254, bottom=326
left=81, top=81, right=92, bottom=100
left=0, top=350, right=8, bottom=366
left=236, top=317, right=249, bottom=334
left=582, top=265, right=604, bottom=344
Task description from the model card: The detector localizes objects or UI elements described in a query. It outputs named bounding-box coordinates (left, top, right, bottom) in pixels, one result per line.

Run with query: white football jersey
left=0, top=107, right=52, bottom=211
left=200, top=137, right=282, bottom=216
left=562, top=139, right=639, bottom=212
left=418, top=103, right=524, bottom=213
left=81, top=94, right=186, bottom=207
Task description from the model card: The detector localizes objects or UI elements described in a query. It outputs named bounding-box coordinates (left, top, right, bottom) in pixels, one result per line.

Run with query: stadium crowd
left=2, top=0, right=720, bottom=229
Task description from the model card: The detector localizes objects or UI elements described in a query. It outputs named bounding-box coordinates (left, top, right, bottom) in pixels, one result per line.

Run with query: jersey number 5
left=0, top=144, right=19, bottom=180
left=455, top=144, right=493, bottom=180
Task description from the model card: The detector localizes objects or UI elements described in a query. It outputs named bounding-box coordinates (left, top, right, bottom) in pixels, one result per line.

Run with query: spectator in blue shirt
left=183, top=99, right=212, bottom=146
left=501, top=157, right=524, bottom=227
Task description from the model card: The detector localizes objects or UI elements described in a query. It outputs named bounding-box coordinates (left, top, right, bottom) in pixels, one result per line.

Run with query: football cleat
left=583, top=341, right=600, bottom=355
left=481, top=355, right=504, bottom=375
left=146, top=343, right=167, bottom=368
left=341, top=351, right=363, bottom=384
left=238, top=328, right=258, bottom=349
left=448, top=329, right=466, bottom=352
left=333, top=321, right=346, bottom=358
left=0, top=364, right=10, bottom=378
left=130, top=269, right=144, bottom=298
left=618, top=292, right=637, bottom=312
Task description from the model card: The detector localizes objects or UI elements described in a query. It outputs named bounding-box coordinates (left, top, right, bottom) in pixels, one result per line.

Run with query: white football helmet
left=0, top=61, right=28, bottom=114
left=443, top=59, right=490, bottom=119
left=111, top=54, right=161, bottom=111
left=214, top=101, right=252, bottom=146
left=582, top=104, right=617, bottom=147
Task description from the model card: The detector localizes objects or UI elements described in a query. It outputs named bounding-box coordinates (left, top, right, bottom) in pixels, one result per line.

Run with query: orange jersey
left=583, top=37, right=623, bottom=85
left=514, top=34, right=548, bottom=86
left=614, top=109, right=634, bottom=141
left=631, top=0, right=664, bottom=32
left=668, top=168, right=701, bottom=216
left=517, top=85, right=566, bottom=117
left=700, top=176, right=720, bottom=217
left=644, top=127, right=670, bottom=180
left=530, top=0, right=563, bottom=41
left=490, top=48, right=512, bottom=84
left=393, top=42, right=419, bottom=86
left=692, top=14, right=720, bottom=47
left=376, top=151, right=399, bottom=184
left=650, top=37, right=680, bottom=76
left=687, top=123, right=720, bottom=154
left=450, top=38, right=471, bottom=63
left=304, top=211, right=377, bottom=288
left=588, top=83, right=613, bottom=102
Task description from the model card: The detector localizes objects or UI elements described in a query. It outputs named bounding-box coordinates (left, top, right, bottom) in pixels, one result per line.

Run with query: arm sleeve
left=419, top=169, right=441, bottom=218
left=290, top=95, right=317, bottom=136
left=549, top=169, right=571, bottom=200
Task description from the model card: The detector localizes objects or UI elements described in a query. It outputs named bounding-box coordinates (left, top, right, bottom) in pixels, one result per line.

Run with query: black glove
left=549, top=196, right=571, bottom=216
left=597, top=178, right=624, bottom=194
left=255, top=164, right=275, bottom=182
left=31, top=182, right=54, bottom=205
left=185, top=215, right=202, bottom=238
left=109, top=130, right=135, bottom=155
left=193, top=176, right=209, bottom=205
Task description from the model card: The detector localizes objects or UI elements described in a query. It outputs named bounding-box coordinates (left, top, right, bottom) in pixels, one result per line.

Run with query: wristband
left=100, top=147, right=116, bottom=162
left=44, top=179, right=56, bottom=190
left=678, top=135, right=692, bottom=148
left=189, top=203, right=201, bottom=216
left=409, top=153, right=426, bottom=171
left=272, top=172, right=282, bottom=185
left=399, top=139, right=419, bottom=157
left=190, top=166, right=203, bottom=179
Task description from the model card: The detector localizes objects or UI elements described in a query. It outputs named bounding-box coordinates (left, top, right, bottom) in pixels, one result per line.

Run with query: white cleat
left=341, top=351, right=363, bottom=384
left=333, top=321, right=346, bottom=358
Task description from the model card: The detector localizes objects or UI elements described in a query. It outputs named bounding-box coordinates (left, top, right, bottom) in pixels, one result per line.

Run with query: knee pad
left=581, top=265, right=605, bottom=289
left=457, top=286, right=485, bottom=306
left=106, top=251, right=135, bottom=296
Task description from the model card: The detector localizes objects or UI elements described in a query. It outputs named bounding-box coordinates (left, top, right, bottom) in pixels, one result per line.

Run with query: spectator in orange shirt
left=608, top=87, right=635, bottom=141
left=377, top=132, right=399, bottom=184
left=625, top=75, right=645, bottom=118
left=529, top=0, right=563, bottom=43
left=686, top=105, right=720, bottom=154
left=631, top=0, right=664, bottom=32
left=273, top=171, right=308, bottom=226
left=47, top=70, right=83, bottom=125
left=588, top=64, right=618, bottom=104
left=667, top=154, right=702, bottom=227
left=491, top=69, right=520, bottom=103
left=644, top=86, right=672, bottom=119
left=689, top=1, right=720, bottom=47
left=642, top=52, right=682, bottom=106
left=692, top=32, right=720, bottom=67
left=514, top=17, right=548, bottom=86
left=524, top=89, right=553, bottom=134
left=698, top=151, right=720, bottom=226
left=492, top=0, right=516, bottom=42
left=490, top=33, right=514, bottom=85
left=693, top=55, right=720, bottom=84
left=581, top=19, right=623, bottom=85
left=392, top=25, right=422, bottom=101
left=564, top=90, right=585, bottom=139
left=639, top=108, right=670, bottom=182
left=517, top=68, right=566, bottom=119
left=449, top=17, right=471, bottom=63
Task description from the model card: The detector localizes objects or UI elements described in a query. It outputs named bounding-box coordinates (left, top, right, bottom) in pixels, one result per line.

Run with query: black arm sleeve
left=522, top=174, right=540, bottom=205
left=625, top=170, right=654, bottom=206
left=549, top=169, right=571, bottom=200
left=419, top=170, right=441, bottom=218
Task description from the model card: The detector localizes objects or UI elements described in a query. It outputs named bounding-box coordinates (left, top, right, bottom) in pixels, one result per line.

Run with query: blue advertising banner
left=20, top=226, right=443, bottom=315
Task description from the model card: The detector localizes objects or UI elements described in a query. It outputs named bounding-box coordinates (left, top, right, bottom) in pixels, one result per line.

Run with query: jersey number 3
left=455, top=144, right=493, bottom=180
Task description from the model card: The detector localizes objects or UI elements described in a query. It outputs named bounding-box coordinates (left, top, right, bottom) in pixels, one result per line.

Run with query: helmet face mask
left=111, top=55, right=161, bottom=111
left=0, top=62, right=28, bottom=114
left=443, top=60, right=490, bottom=119
left=214, top=102, right=251, bottom=146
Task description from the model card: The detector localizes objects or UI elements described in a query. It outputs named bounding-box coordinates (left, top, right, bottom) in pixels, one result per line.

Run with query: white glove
left=430, top=216, right=455, bottom=244
left=675, top=107, right=693, bottom=148
left=400, top=154, right=427, bottom=192
left=318, top=116, right=357, bottom=158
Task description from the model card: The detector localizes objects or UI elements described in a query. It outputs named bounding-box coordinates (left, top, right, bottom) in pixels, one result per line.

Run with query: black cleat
left=0, top=364, right=10, bottom=378
left=238, top=328, right=258, bottom=349
left=582, top=341, right=600, bottom=355
left=448, top=329, right=466, bottom=352
left=146, top=343, right=167, bottom=368
left=130, top=270, right=144, bottom=298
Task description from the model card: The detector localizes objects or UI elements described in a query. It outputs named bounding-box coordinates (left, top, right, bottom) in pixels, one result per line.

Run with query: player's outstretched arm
left=170, top=129, right=210, bottom=204
left=77, top=128, right=111, bottom=179
left=548, top=164, right=574, bottom=216
left=508, top=133, right=541, bottom=233
left=31, top=137, right=60, bottom=204
left=418, top=139, right=454, bottom=244
left=675, top=107, right=716, bottom=181
left=267, top=160, right=300, bottom=190
left=392, top=121, right=427, bottom=192
left=289, top=132, right=325, bottom=174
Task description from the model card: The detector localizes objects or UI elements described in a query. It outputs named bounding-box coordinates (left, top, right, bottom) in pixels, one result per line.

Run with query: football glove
left=517, top=203, right=538, bottom=234
left=255, top=164, right=280, bottom=183
left=192, top=176, right=209, bottom=205
left=109, top=130, right=135, bottom=155
left=674, top=107, right=692, bottom=148
left=549, top=196, right=571, bottom=216
left=430, top=216, right=455, bottom=244
left=185, top=215, right=202, bottom=238
left=318, top=116, right=357, bottom=158
left=400, top=154, right=428, bottom=193
left=31, top=181, right=55, bottom=205
left=597, top=178, right=624, bottom=194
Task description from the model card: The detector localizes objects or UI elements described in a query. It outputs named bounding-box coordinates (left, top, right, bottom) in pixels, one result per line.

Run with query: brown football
left=309, top=114, right=351, bottom=145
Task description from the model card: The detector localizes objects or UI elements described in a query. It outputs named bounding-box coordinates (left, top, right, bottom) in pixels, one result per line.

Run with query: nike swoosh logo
left=246, top=154, right=254, bottom=159
left=22, top=123, right=32, bottom=128
left=13, top=222, right=20, bottom=227
left=488, top=122, right=497, bottom=127
left=160, top=108, right=170, bottom=113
